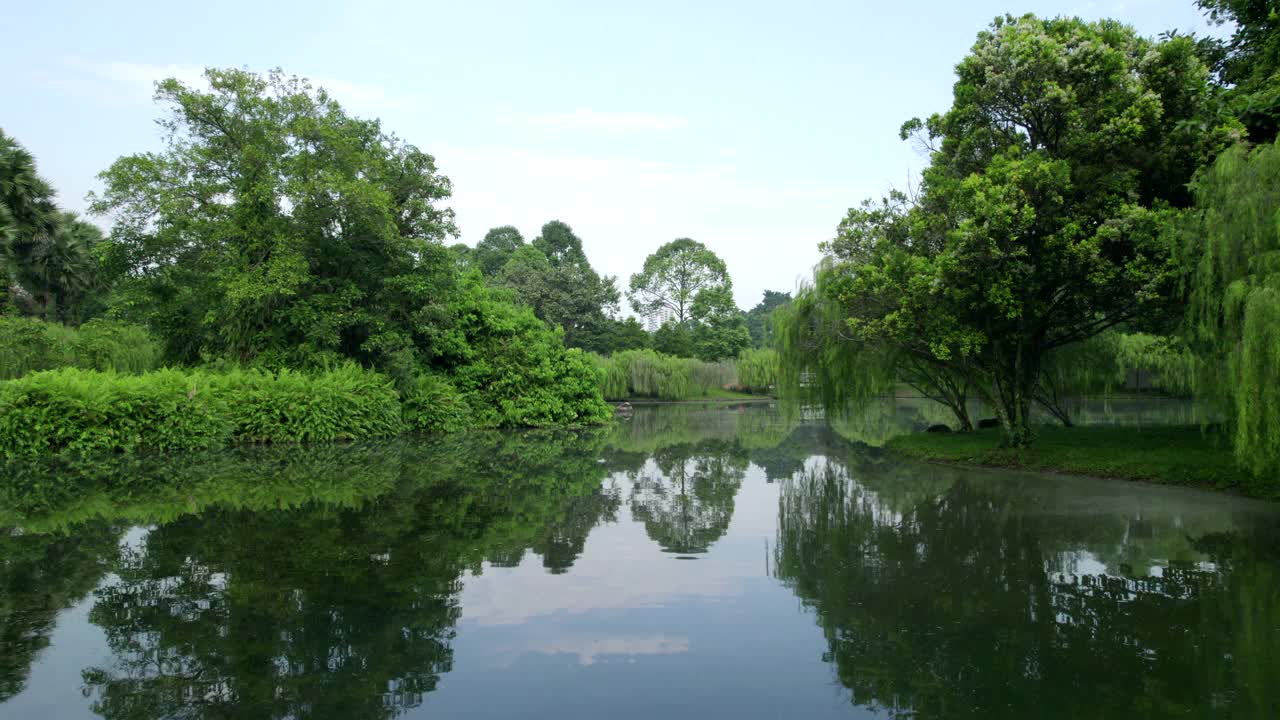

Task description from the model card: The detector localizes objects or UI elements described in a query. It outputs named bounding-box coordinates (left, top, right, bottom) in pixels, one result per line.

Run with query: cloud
left=507, top=108, right=688, bottom=132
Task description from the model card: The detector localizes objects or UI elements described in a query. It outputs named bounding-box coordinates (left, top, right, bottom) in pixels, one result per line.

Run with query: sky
left=1, top=0, right=1220, bottom=311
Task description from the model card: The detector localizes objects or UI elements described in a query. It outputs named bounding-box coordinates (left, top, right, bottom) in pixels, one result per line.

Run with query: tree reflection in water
left=774, top=459, right=1280, bottom=719
left=0, top=404, right=1276, bottom=719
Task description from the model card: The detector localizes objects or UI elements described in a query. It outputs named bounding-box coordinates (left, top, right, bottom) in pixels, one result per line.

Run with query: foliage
left=1196, top=0, right=1280, bottom=143
left=735, top=348, right=777, bottom=391
left=495, top=220, right=620, bottom=352
left=0, top=316, right=162, bottom=380
left=773, top=268, right=898, bottom=419
left=652, top=320, right=694, bottom=357
left=783, top=15, right=1231, bottom=445
left=401, top=372, right=472, bottom=432
left=627, top=238, right=730, bottom=324
left=0, top=365, right=405, bottom=457
left=744, top=289, right=790, bottom=348
left=1, top=130, right=106, bottom=323
left=592, top=349, right=738, bottom=401
left=1180, top=140, right=1280, bottom=476
left=597, top=316, right=651, bottom=353
left=90, top=68, right=458, bottom=368
left=446, top=280, right=612, bottom=427
left=473, top=225, right=525, bottom=277
left=690, top=285, right=751, bottom=360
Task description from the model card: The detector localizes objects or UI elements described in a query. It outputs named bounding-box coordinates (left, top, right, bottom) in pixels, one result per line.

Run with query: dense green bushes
left=0, top=365, right=404, bottom=457
left=594, top=350, right=738, bottom=400
left=444, top=283, right=613, bottom=427
left=735, top=349, right=778, bottom=391
left=0, top=317, right=161, bottom=379
left=593, top=348, right=781, bottom=401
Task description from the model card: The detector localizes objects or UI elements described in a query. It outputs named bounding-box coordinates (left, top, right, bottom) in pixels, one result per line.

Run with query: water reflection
left=775, top=458, right=1280, bottom=718
left=0, top=403, right=1276, bottom=719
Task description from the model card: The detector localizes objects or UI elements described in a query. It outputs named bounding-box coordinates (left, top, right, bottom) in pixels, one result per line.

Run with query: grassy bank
left=885, top=425, right=1275, bottom=499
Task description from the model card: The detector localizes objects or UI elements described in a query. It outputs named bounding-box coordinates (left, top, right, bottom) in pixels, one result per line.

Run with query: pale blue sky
left=1, top=0, right=1218, bottom=309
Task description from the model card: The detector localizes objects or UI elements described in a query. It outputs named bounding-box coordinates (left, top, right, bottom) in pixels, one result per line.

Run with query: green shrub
left=446, top=283, right=612, bottom=427
left=402, top=373, right=472, bottom=432
left=0, top=316, right=161, bottom=379
left=736, top=348, right=778, bottom=391
left=0, top=368, right=230, bottom=456
left=0, top=365, right=405, bottom=458
left=213, top=366, right=404, bottom=443
left=593, top=349, right=740, bottom=400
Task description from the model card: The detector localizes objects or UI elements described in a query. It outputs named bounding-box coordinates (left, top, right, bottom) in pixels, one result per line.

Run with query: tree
left=653, top=320, right=694, bottom=358
left=744, top=290, right=790, bottom=349
left=472, top=225, right=525, bottom=277
left=782, top=16, right=1228, bottom=445
left=628, top=238, right=729, bottom=325
left=1196, top=0, right=1280, bottom=143
left=88, top=68, right=610, bottom=427
left=496, top=220, right=620, bottom=352
left=1, top=131, right=105, bottom=323
left=91, top=68, right=458, bottom=367
left=1180, top=140, right=1280, bottom=476
left=690, top=285, right=750, bottom=361
left=602, top=317, right=651, bottom=352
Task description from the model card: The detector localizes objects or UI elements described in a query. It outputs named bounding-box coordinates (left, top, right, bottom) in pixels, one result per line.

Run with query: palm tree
left=0, top=130, right=102, bottom=322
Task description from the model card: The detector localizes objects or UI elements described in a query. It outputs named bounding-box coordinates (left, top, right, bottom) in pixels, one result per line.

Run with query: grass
left=886, top=425, right=1276, bottom=500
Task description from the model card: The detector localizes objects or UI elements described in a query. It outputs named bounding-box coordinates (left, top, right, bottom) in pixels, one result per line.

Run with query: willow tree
left=1182, top=141, right=1280, bottom=476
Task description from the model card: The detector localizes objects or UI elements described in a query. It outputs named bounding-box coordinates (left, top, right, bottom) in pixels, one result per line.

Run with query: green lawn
left=886, top=425, right=1276, bottom=500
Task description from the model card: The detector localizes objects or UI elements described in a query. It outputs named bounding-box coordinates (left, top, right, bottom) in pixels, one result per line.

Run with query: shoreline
left=883, top=425, right=1275, bottom=501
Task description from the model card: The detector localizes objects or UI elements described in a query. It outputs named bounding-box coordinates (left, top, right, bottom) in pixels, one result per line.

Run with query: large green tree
left=472, top=225, right=525, bottom=277
left=1196, top=0, right=1280, bottom=143
left=89, top=69, right=609, bottom=427
left=495, top=220, right=620, bottom=352
left=627, top=238, right=729, bottom=325
left=744, top=290, right=790, bottom=349
left=782, top=15, right=1229, bottom=445
left=91, top=68, right=457, bottom=366
left=689, top=285, right=751, bottom=361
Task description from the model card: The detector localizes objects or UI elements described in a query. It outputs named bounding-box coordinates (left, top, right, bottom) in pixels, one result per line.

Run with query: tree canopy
left=87, top=68, right=609, bottom=427
left=494, top=220, right=621, bottom=353
left=1, top=130, right=105, bottom=323
left=628, top=238, right=730, bottom=325
left=780, top=15, right=1231, bottom=445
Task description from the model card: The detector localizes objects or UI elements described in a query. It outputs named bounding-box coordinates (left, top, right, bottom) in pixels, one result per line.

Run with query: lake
left=1, top=402, right=1277, bottom=719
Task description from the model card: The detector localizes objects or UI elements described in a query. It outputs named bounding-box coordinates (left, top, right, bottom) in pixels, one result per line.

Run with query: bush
left=214, top=366, right=404, bottom=443
left=0, top=316, right=161, bottom=379
left=0, top=365, right=405, bottom=458
left=736, top=348, right=778, bottom=391
left=593, top=349, right=740, bottom=400
left=0, top=368, right=230, bottom=456
left=402, top=373, right=473, bottom=432
left=445, top=283, right=613, bottom=427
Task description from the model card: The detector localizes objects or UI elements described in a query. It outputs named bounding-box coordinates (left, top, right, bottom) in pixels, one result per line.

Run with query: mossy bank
left=886, top=425, right=1276, bottom=501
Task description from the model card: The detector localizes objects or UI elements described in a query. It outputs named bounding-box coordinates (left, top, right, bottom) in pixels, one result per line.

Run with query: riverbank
left=885, top=425, right=1276, bottom=500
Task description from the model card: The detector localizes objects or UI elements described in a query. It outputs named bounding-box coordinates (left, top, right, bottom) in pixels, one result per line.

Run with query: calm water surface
left=2, top=403, right=1277, bottom=719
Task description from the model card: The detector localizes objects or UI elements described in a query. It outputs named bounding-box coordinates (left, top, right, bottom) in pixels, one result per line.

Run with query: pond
left=1, top=403, right=1277, bottom=719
